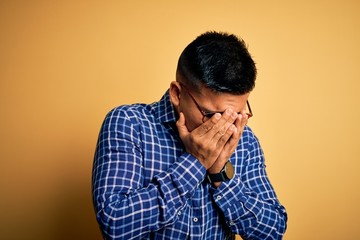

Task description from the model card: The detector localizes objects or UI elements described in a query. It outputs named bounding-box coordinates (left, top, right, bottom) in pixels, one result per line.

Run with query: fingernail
left=226, top=109, right=232, bottom=115
left=215, top=113, right=221, bottom=119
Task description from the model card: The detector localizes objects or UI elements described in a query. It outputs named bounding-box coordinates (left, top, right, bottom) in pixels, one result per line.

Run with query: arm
left=175, top=102, right=287, bottom=239
left=92, top=108, right=206, bottom=239
left=211, top=130, right=287, bottom=239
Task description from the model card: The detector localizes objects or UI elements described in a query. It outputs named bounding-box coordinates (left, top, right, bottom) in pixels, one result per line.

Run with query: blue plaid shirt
left=92, top=91, right=287, bottom=240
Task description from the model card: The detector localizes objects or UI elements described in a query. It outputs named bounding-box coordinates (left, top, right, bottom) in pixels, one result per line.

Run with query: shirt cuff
left=170, top=153, right=207, bottom=198
left=211, top=177, right=263, bottom=225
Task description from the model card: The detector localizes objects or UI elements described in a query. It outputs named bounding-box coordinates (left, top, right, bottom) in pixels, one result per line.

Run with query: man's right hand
left=176, top=109, right=238, bottom=170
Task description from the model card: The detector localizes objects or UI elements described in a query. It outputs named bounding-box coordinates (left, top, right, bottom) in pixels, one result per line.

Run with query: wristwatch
left=207, top=161, right=235, bottom=183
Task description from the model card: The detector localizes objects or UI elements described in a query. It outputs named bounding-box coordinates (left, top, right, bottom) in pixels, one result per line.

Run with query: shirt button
left=193, top=217, right=199, bottom=222
left=177, top=211, right=181, bottom=216
left=229, top=221, right=235, bottom=226
left=216, top=195, right=222, bottom=200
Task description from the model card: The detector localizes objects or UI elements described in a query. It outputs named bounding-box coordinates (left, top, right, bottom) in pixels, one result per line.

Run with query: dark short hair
left=176, top=31, right=257, bottom=94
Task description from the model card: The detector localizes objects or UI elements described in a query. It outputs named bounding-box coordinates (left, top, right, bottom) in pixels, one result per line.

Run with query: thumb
left=176, top=112, right=189, bottom=139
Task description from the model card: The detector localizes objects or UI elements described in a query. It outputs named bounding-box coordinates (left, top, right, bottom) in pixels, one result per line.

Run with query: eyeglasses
left=180, top=83, right=253, bottom=123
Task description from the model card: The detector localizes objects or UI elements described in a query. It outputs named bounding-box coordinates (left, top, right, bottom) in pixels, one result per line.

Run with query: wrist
left=207, top=164, right=224, bottom=174
left=206, top=161, right=234, bottom=186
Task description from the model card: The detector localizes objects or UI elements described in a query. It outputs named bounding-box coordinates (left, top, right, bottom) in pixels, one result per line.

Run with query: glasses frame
left=180, top=83, right=253, bottom=123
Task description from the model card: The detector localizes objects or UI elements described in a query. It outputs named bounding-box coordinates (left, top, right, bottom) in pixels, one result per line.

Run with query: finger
left=216, top=123, right=238, bottom=148
left=240, top=112, right=248, bottom=128
left=234, top=113, right=247, bottom=139
left=221, top=116, right=245, bottom=158
left=192, top=112, right=221, bottom=136
left=210, top=109, right=238, bottom=143
left=225, top=126, right=241, bottom=153
left=176, top=112, right=190, bottom=140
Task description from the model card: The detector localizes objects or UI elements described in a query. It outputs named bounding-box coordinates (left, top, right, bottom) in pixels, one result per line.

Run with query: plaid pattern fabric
left=92, top=90, right=287, bottom=239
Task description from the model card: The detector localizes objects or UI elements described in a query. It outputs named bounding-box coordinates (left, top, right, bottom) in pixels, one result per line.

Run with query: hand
left=176, top=108, right=239, bottom=169
left=207, top=112, right=248, bottom=187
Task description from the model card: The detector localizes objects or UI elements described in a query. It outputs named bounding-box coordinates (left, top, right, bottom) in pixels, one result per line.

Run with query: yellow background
left=1, top=1, right=359, bottom=239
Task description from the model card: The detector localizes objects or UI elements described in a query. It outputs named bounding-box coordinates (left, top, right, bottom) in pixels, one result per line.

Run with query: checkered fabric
left=92, top=90, right=287, bottom=240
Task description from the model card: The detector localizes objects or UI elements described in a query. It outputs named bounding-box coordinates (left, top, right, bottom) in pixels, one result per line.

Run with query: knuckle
left=202, top=124, right=210, bottom=132
left=211, top=124, right=219, bottom=132
left=217, top=137, right=226, bottom=146
left=218, top=128, right=226, bottom=136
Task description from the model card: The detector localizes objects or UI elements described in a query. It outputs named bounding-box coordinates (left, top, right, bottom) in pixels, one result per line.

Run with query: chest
left=139, top=122, right=184, bottom=185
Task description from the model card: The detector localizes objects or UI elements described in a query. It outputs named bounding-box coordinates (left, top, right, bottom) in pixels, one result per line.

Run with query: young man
left=92, top=31, right=287, bottom=239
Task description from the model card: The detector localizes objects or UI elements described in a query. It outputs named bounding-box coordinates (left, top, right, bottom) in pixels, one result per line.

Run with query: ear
left=169, top=81, right=182, bottom=109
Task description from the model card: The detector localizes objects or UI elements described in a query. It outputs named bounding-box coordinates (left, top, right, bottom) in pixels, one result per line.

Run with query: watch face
left=225, top=161, right=235, bottom=179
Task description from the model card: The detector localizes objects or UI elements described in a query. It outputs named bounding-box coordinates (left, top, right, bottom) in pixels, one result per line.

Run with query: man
left=92, top=31, right=287, bottom=239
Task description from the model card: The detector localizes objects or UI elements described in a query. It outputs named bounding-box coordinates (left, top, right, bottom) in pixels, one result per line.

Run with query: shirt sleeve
left=92, top=108, right=206, bottom=239
left=211, top=130, right=287, bottom=239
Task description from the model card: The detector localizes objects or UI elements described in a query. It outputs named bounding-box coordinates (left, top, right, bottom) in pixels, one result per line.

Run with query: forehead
left=196, top=87, right=250, bottom=112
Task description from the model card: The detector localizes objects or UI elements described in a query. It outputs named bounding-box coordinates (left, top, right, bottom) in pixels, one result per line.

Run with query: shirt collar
left=155, top=90, right=178, bottom=124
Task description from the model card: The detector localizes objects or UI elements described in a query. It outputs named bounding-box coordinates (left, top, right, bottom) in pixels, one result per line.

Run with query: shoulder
left=239, top=125, right=264, bottom=154
left=104, top=103, right=154, bottom=125
left=98, top=103, right=156, bottom=144
left=98, top=104, right=155, bottom=138
left=242, top=125, right=259, bottom=143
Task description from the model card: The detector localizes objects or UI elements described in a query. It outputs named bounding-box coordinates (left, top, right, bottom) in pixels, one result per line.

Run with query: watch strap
left=206, top=161, right=234, bottom=184
left=207, top=171, right=228, bottom=183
